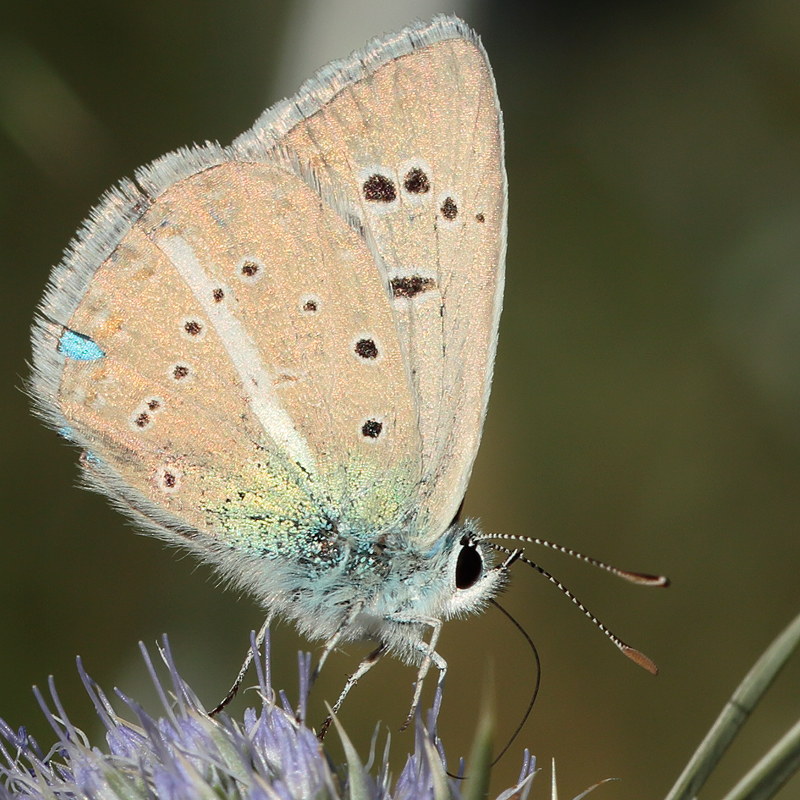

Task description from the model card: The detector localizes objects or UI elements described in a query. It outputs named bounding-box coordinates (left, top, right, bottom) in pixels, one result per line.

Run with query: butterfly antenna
left=483, top=533, right=669, bottom=587
left=489, top=543, right=659, bottom=674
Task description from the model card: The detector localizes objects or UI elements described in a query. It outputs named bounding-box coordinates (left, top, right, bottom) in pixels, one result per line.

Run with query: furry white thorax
left=210, top=519, right=506, bottom=666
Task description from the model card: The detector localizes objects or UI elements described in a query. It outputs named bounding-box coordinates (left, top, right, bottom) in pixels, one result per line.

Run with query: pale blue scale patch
left=57, top=328, right=105, bottom=361
left=80, top=450, right=102, bottom=467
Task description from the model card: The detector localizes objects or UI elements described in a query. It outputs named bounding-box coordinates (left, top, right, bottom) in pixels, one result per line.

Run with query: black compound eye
left=455, top=544, right=483, bottom=590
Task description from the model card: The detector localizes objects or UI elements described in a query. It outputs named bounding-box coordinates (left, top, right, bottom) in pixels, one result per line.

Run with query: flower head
left=0, top=634, right=536, bottom=800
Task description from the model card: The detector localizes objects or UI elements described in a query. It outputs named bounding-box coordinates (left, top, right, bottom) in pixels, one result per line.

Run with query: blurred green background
left=1, top=1, right=799, bottom=797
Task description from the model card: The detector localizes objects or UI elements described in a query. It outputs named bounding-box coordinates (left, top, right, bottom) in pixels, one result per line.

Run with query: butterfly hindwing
left=34, top=156, right=424, bottom=566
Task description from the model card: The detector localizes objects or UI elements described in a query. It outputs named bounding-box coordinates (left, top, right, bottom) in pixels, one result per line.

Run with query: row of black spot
left=160, top=327, right=386, bottom=443
left=362, top=167, right=461, bottom=222
left=132, top=397, right=163, bottom=430
left=180, top=287, right=321, bottom=344
left=353, top=337, right=384, bottom=440
left=162, top=337, right=385, bottom=441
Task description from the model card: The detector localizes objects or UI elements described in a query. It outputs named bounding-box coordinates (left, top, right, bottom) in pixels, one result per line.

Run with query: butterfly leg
left=396, top=616, right=447, bottom=731
left=311, top=600, right=366, bottom=688
left=318, top=643, right=386, bottom=740
left=209, top=613, right=272, bottom=716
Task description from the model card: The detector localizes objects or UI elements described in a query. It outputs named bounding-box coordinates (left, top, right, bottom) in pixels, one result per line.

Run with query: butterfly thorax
left=231, top=518, right=506, bottom=663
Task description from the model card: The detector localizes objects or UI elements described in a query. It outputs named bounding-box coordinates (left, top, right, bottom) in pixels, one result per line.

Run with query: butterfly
left=30, top=14, right=665, bottom=727
left=30, top=15, right=511, bottom=722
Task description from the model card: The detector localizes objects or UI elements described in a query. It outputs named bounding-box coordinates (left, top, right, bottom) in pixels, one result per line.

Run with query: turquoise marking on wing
left=82, top=450, right=102, bottom=466
left=58, top=329, right=105, bottom=361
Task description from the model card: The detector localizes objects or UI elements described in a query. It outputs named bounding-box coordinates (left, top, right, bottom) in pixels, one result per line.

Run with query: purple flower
left=0, top=634, right=537, bottom=800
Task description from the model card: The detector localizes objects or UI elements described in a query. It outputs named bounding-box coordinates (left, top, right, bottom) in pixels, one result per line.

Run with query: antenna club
left=622, top=644, right=659, bottom=675
left=622, top=572, right=671, bottom=588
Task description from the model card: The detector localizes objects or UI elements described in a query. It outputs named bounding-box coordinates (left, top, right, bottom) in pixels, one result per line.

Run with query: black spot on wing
left=390, top=275, right=436, bottom=299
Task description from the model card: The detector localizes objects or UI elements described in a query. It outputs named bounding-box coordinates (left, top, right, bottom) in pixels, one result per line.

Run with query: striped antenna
left=481, top=533, right=670, bottom=587
left=489, top=542, right=660, bottom=675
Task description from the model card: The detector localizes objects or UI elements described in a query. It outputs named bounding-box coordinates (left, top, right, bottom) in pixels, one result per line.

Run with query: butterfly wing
left=235, top=15, right=507, bottom=544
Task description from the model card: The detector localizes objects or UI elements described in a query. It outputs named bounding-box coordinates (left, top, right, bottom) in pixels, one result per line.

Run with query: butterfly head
left=440, top=521, right=510, bottom=619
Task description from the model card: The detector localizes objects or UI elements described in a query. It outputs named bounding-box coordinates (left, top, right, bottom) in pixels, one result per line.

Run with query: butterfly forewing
left=238, top=29, right=506, bottom=544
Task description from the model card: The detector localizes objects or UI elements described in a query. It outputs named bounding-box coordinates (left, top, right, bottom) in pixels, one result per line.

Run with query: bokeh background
left=2, top=0, right=800, bottom=797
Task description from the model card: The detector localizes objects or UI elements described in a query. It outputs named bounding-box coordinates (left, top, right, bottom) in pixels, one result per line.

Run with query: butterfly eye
left=455, top=543, right=483, bottom=590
